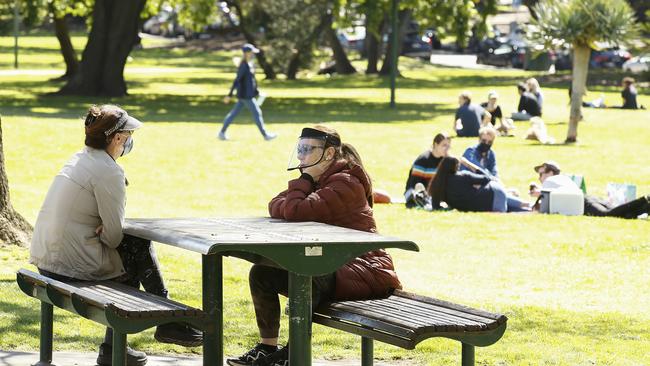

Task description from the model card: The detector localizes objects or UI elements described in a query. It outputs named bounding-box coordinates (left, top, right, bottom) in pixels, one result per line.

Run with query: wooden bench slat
left=82, top=285, right=176, bottom=312
left=314, top=307, right=416, bottom=339
left=377, top=297, right=493, bottom=329
left=395, top=290, right=506, bottom=323
left=327, top=302, right=464, bottom=332
left=332, top=301, right=469, bottom=331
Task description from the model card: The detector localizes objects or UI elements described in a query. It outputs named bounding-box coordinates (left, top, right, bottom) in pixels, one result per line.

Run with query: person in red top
left=227, top=125, right=402, bottom=366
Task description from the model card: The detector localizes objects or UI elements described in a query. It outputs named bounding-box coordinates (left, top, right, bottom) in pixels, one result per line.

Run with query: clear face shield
left=287, top=137, right=327, bottom=171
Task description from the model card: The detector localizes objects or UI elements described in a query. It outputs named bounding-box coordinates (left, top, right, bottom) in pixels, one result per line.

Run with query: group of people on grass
left=403, top=130, right=650, bottom=218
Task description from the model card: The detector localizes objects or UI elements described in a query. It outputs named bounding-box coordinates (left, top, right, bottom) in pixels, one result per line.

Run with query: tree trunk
left=228, top=0, right=277, bottom=80
left=50, top=3, right=78, bottom=79
left=567, top=45, right=591, bottom=143
left=286, top=13, right=330, bottom=80
left=379, top=9, right=411, bottom=76
left=58, top=0, right=145, bottom=96
left=365, top=17, right=384, bottom=74
left=324, top=16, right=356, bottom=75
left=0, top=116, right=33, bottom=247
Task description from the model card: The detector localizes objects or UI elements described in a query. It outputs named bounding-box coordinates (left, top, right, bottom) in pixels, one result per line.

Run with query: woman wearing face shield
left=29, top=105, right=202, bottom=366
left=227, top=126, right=402, bottom=366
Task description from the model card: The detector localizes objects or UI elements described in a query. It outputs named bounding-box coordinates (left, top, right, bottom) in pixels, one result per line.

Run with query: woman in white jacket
left=29, top=105, right=201, bottom=366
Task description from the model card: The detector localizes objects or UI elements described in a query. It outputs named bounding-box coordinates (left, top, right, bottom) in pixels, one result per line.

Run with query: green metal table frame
left=124, top=217, right=419, bottom=366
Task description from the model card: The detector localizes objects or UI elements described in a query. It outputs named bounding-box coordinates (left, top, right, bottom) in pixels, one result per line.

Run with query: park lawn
left=0, top=35, right=649, bottom=365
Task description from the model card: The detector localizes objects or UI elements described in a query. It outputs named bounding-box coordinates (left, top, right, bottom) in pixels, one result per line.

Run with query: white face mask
left=121, top=135, right=134, bottom=156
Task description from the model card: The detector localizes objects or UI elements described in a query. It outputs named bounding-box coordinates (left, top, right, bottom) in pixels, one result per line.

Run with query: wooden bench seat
left=314, top=290, right=507, bottom=366
left=17, top=269, right=206, bottom=366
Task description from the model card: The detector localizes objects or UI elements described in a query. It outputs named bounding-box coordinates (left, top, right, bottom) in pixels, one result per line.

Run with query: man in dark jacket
left=219, top=43, right=277, bottom=141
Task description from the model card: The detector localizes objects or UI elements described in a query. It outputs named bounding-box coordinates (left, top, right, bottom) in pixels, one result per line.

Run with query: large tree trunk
left=58, top=0, right=145, bottom=96
left=286, top=13, right=330, bottom=80
left=379, top=9, right=411, bottom=76
left=227, top=0, right=276, bottom=80
left=50, top=3, right=78, bottom=80
left=567, top=45, right=591, bottom=143
left=324, top=15, right=356, bottom=75
left=0, top=117, right=33, bottom=247
left=365, top=16, right=384, bottom=74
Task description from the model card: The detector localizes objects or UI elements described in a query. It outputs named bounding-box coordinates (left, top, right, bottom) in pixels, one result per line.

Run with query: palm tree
left=528, top=0, right=637, bottom=142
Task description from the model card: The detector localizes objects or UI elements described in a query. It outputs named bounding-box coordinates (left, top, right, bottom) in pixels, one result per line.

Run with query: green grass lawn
left=1, top=35, right=649, bottom=365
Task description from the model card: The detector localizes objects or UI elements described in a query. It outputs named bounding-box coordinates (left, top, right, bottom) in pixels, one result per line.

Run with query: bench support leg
left=33, top=302, right=56, bottom=366
left=361, top=336, right=374, bottom=366
left=288, top=272, right=312, bottom=366
left=112, top=331, right=127, bottom=366
left=462, top=343, right=475, bottom=366
left=202, top=254, right=223, bottom=366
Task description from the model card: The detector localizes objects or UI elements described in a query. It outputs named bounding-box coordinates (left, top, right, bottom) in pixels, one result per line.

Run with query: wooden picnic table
left=124, top=217, right=419, bottom=366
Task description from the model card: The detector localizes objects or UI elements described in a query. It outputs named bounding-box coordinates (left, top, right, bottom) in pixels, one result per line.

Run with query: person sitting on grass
left=454, top=91, right=491, bottom=137
left=619, top=77, right=645, bottom=110
left=427, top=156, right=530, bottom=213
left=460, top=126, right=498, bottom=178
left=530, top=161, right=650, bottom=219
left=511, top=82, right=542, bottom=121
left=480, top=91, right=515, bottom=136
left=526, top=77, right=544, bottom=112
left=227, top=125, right=402, bottom=366
left=404, top=132, right=451, bottom=208
left=29, top=105, right=202, bottom=366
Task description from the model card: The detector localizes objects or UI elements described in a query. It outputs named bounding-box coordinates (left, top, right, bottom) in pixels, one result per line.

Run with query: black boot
left=154, top=322, right=203, bottom=347
left=96, top=342, right=147, bottom=366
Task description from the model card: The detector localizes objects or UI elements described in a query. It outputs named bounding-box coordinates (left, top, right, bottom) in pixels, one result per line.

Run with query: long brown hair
left=83, top=104, right=127, bottom=149
left=427, top=156, right=459, bottom=206
left=313, top=125, right=373, bottom=206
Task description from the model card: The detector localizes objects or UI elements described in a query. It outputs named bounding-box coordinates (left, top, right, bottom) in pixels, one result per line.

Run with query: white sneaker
left=264, top=132, right=277, bottom=141
left=218, top=131, right=229, bottom=141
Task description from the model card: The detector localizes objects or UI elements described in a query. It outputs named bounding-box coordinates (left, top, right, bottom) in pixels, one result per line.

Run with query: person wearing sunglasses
left=29, top=105, right=202, bottom=366
left=227, top=125, right=402, bottom=366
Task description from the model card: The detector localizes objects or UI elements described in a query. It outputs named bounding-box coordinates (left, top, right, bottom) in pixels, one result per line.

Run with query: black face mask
left=478, top=142, right=492, bottom=153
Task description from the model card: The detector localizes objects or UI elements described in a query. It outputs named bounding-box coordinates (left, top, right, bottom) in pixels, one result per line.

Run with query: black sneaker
left=226, top=343, right=279, bottom=366
left=253, top=345, right=288, bottom=366
left=154, top=322, right=203, bottom=347
left=96, top=342, right=147, bottom=366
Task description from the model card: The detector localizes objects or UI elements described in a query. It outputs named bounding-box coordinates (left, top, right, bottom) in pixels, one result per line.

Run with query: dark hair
left=517, top=82, right=527, bottom=92
left=427, top=157, right=459, bottom=206
left=84, top=104, right=127, bottom=149
left=433, top=132, right=450, bottom=146
left=542, top=164, right=560, bottom=175
left=313, top=124, right=373, bottom=207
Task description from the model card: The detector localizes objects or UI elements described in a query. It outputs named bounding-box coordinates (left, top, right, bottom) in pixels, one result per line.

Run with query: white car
left=622, top=54, right=650, bottom=73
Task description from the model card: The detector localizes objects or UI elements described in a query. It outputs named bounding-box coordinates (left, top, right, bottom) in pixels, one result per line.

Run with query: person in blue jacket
left=461, top=126, right=498, bottom=177
left=219, top=43, right=277, bottom=141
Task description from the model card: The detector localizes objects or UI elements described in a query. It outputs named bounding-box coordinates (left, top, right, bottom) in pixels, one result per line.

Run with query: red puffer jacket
left=269, top=160, right=402, bottom=300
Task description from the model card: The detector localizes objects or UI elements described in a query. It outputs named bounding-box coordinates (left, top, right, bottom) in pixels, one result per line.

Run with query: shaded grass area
left=1, top=35, right=649, bottom=365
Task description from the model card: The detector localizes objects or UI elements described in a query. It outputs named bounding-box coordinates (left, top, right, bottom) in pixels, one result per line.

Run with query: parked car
left=401, top=31, right=433, bottom=59
left=590, top=48, right=632, bottom=68
left=142, top=5, right=190, bottom=38
left=476, top=38, right=526, bottom=68
left=337, top=26, right=366, bottom=53
left=622, top=54, right=650, bottom=73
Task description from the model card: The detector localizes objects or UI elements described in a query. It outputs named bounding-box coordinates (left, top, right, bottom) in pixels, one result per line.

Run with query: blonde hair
left=459, top=91, right=472, bottom=104
left=526, top=78, right=540, bottom=93
left=479, top=125, right=497, bottom=140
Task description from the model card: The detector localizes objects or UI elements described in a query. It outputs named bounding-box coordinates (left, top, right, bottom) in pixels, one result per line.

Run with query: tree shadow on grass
left=1, top=94, right=456, bottom=125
